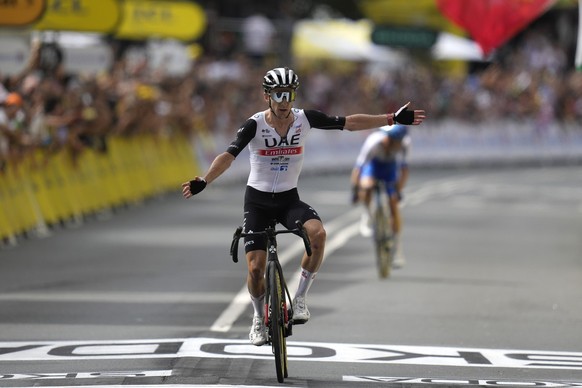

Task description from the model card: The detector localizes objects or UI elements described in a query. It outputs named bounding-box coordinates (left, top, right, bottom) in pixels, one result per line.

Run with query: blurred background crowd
left=1, top=0, right=581, bottom=173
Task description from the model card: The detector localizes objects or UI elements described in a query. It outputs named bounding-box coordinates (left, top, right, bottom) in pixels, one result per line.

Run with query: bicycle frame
left=230, top=220, right=312, bottom=383
left=261, top=227, right=295, bottom=335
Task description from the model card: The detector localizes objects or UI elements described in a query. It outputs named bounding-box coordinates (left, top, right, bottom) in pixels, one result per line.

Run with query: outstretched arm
left=181, top=119, right=256, bottom=199
left=344, top=113, right=393, bottom=132
left=181, top=152, right=235, bottom=198
left=202, top=152, right=235, bottom=185
left=344, top=102, right=426, bottom=131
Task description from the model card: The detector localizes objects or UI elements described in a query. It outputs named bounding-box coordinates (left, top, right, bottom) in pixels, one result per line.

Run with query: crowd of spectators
left=1, top=16, right=581, bottom=173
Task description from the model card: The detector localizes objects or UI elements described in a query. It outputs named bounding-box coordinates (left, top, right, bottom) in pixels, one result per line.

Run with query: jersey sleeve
left=226, top=119, right=257, bottom=157
left=304, top=109, right=346, bottom=130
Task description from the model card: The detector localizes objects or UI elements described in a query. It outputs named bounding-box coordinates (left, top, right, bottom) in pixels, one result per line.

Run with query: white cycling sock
left=250, top=293, right=265, bottom=317
left=295, top=268, right=316, bottom=299
left=361, top=203, right=372, bottom=218
left=395, top=233, right=404, bottom=255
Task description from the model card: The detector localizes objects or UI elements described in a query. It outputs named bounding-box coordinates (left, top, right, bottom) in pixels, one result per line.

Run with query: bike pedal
left=292, top=318, right=307, bottom=325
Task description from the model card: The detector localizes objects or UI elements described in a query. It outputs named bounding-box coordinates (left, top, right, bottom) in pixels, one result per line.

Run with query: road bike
left=230, top=220, right=312, bottom=383
left=371, top=181, right=394, bottom=278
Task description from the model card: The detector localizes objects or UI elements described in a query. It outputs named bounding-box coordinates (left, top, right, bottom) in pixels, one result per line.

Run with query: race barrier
left=0, top=133, right=200, bottom=244
left=4, top=119, right=582, bottom=245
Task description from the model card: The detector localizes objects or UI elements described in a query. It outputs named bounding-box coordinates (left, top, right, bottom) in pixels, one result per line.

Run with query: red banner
left=436, top=0, right=557, bottom=55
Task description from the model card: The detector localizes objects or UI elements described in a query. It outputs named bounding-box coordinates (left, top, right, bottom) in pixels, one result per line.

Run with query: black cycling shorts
left=242, top=186, right=321, bottom=253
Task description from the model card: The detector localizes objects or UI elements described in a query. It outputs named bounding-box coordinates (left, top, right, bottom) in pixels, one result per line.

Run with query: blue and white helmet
left=262, top=67, right=299, bottom=92
left=380, top=124, right=408, bottom=141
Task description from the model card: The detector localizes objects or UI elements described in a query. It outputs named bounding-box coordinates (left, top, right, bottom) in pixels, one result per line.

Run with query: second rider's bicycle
left=371, top=181, right=394, bottom=278
left=230, top=220, right=312, bottom=383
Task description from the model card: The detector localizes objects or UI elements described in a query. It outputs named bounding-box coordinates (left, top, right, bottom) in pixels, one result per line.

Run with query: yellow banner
left=0, top=0, right=46, bottom=26
left=35, top=0, right=120, bottom=33
left=359, top=0, right=457, bottom=31
left=116, top=0, right=206, bottom=41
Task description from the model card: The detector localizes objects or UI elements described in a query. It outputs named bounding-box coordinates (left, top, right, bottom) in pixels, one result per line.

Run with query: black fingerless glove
left=189, top=179, right=207, bottom=195
left=394, top=104, right=415, bottom=125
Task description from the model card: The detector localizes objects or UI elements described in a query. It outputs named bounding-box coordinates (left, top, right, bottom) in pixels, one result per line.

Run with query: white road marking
left=13, top=386, right=279, bottom=388
left=209, top=207, right=361, bottom=332
left=344, top=376, right=582, bottom=387
left=209, top=176, right=489, bottom=333
left=405, top=177, right=477, bottom=206
left=285, top=221, right=361, bottom=303
left=0, top=292, right=235, bottom=304
left=210, top=173, right=581, bottom=333
left=1, top=337, right=581, bottom=371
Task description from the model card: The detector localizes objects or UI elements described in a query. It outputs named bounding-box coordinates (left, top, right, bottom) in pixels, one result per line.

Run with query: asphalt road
left=0, top=165, right=581, bottom=388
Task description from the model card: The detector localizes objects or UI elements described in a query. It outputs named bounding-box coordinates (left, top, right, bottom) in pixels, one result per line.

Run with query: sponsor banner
left=198, top=120, right=582, bottom=187
left=146, top=40, right=192, bottom=76
left=0, top=337, right=581, bottom=370
left=62, top=43, right=113, bottom=74
left=115, top=0, right=206, bottom=41
left=35, top=0, right=120, bottom=33
left=358, top=0, right=454, bottom=31
left=0, top=0, right=45, bottom=26
left=0, top=36, right=30, bottom=76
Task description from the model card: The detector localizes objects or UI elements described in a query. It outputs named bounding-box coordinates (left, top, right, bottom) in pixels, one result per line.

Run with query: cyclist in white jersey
left=351, top=125, right=411, bottom=268
left=182, top=67, right=425, bottom=346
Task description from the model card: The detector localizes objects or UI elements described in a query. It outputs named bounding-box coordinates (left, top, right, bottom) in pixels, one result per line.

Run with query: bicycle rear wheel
left=268, top=262, right=287, bottom=383
left=373, top=205, right=392, bottom=278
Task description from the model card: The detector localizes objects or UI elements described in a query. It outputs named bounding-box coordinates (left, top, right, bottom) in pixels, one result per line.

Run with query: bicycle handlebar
left=230, top=220, right=312, bottom=263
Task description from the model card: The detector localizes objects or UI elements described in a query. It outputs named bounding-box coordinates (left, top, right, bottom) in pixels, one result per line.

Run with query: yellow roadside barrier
left=1, top=133, right=200, bottom=245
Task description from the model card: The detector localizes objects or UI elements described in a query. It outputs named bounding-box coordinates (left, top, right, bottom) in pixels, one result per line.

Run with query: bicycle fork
left=265, top=253, right=294, bottom=342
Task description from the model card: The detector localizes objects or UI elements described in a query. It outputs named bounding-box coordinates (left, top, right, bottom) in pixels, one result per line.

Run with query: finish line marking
left=343, top=376, right=582, bottom=387
left=0, top=385, right=276, bottom=388
left=0, top=337, right=581, bottom=371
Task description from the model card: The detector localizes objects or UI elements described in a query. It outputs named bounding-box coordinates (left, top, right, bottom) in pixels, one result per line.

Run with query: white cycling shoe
left=292, top=296, right=310, bottom=324
left=392, top=253, right=406, bottom=269
left=249, top=316, right=267, bottom=346
left=392, top=236, right=406, bottom=269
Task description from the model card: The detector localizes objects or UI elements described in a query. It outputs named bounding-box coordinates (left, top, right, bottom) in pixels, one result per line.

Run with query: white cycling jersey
left=227, top=108, right=344, bottom=193
left=354, top=130, right=410, bottom=168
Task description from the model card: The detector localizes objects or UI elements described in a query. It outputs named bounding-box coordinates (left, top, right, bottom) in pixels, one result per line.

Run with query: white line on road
left=285, top=221, right=361, bottom=309
left=0, top=292, right=235, bottom=304
left=9, top=386, right=278, bottom=388
left=2, top=337, right=582, bottom=371
left=209, top=175, right=491, bottom=333
left=210, top=207, right=361, bottom=332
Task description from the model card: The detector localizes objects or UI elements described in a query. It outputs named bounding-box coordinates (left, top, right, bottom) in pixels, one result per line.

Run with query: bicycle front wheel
left=373, top=206, right=392, bottom=279
left=268, top=262, right=287, bottom=383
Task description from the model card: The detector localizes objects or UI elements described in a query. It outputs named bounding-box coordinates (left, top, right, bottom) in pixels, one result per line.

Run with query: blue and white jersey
left=354, top=130, right=410, bottom=169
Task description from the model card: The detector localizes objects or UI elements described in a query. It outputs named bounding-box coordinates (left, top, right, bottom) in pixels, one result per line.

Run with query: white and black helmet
left=262, top=67, right=299, bottom=92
